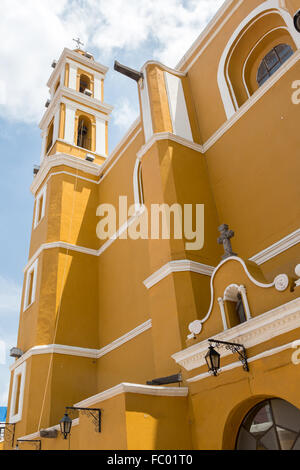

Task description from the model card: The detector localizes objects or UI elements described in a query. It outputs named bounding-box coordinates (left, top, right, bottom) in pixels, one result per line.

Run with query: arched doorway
left=236, top=399, right=300, bottom=450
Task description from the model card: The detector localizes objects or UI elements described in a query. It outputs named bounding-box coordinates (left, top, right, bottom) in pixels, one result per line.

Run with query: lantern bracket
left=208, top=339, right=249, bottom=372
left=66, top=407, right=101, bottom=433
left=17, top=439, right=41, bottom=450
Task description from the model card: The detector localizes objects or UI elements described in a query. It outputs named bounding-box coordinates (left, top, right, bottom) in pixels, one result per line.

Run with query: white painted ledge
left=249, top=228, right=300, bottom=265
left=75, top=383, right=189, bottom=408
left=10, top=320, right=152, bottom=372
left=143, top=260, right=215, bottom=290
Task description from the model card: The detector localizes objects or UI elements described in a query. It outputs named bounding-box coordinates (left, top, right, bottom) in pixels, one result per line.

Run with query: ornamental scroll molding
left=187, top=256, right=278, bottom=339
left=174, top=297, right=300, bottom=372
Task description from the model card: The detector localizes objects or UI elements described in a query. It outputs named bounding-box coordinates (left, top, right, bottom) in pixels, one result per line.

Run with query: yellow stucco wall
left=6, top=0, right=300, bottom=451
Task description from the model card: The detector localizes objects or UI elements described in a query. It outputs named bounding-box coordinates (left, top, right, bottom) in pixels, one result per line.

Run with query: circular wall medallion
left=188, top=320, right=202, bottom=335
left=274, top=274, right=289, bottom=292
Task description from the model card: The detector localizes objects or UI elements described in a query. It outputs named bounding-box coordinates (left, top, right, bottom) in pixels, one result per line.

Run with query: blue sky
left=0, top=0, right=224, bottom=406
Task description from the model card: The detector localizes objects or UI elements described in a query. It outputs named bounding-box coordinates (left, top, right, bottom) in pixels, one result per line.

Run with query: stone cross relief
left=217, top=224, right=237, bottom=260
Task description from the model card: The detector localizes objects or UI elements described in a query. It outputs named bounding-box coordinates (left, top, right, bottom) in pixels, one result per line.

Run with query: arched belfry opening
left=46, top=120, right=54, bottom=154
left=79, top=74, right=91, bottom=94
left=77, top=115, right=92, bottom=150
left=223, top=284, right=247, bottom=328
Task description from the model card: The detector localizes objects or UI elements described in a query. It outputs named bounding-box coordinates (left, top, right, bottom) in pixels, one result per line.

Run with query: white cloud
left=0, top=276, right=21, bottom=314
left=113, top=98, right=139, bottom=130
left=0, top=0, right=223, bottom=125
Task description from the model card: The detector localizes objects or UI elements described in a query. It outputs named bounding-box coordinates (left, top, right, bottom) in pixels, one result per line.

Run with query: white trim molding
left=249, top=228, right=300, bottom=265
left=75, top=383, right=189, bottom=408
left=31, top=153, right=102, bottom=195
left=10, top=320, right=152, bottom=372
left=32, top=122, right=142, bottom=196
left=9, top=361, right=26, bottom=424
left=24, top=224, right=300, bottom=280
left=143, top=260, right=215, bottom=290
left=137, top=132, right=203, bottom=160
left=173, top=297, right=300, bottom=372
left=186, top=256, right=275, bottom=337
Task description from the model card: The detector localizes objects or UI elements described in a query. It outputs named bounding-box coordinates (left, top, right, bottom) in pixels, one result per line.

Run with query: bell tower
left=40, top=46, right=113, bottom=164
left=6, top=47, right=114, bottom=439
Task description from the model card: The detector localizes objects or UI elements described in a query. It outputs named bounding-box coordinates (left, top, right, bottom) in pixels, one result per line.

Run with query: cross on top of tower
left=73, top=37, right=84, bottom=50
left=217, top=224, right=238, bottom=260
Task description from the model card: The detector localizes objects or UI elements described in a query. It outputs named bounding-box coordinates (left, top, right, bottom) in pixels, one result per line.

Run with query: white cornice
left=47, top=48, right=108, bottom=89
left=97, top=320, right=152, bottom=358
left=249, top=228, right=300, bottom=265
left=39, top=87, right=113, bottom=130
left=172, top=297, right=300, bottom=371
left=30, top=153, right=103, bottom=195
left=10, top=320, right=152, bottom=372
left=143, top=260, right=215, bottom=290
left=61, top=87, right=113, bottom=115
left=23, top=206, right=145, bottom=270
left=31, top=123, right=142, bottom=196
left=75, top=383, right=189, bottom=408
left=141, top=61, right=186, bottom=77
left=137, top=132, right=204, bottom=160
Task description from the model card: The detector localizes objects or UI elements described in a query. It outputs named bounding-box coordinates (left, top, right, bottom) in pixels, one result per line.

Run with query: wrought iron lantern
left=205, top=339, right=249, bottom=376
left=205, top=345, right=221, bottom=376
left=60, top=413, right=72, bottom=440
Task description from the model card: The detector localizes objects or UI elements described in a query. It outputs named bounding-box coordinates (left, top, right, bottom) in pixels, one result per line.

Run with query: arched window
left=222, top=284, right=248, bottom=328
left=218, top=3, right=299, bottom=118
left=46, top=121, right=54, bottom=154
left=77, top=116, right=92, bottom=150
left=236, top=399, right=300, bottom=450
left=79, top=74, right=91, bottom=94
left=257, top=44, right=294, bottom=87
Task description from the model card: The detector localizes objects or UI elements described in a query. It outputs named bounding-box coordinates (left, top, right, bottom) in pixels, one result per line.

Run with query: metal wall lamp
left=16, top=439, right=42, bottom=451
left=60, top=406, right=102, bottom=439
left=205, top=339, right=249, bottom=376
left=147, top=373, right=182, bottom=386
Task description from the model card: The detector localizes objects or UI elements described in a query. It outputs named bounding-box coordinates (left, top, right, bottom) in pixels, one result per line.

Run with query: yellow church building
left=3, top=0, right=300, bottom=451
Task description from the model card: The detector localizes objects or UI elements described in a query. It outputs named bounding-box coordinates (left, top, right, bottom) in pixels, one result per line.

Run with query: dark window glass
left=257, top=44, right=293, bottom=87
left=236, top=399, right=300, bottom=450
